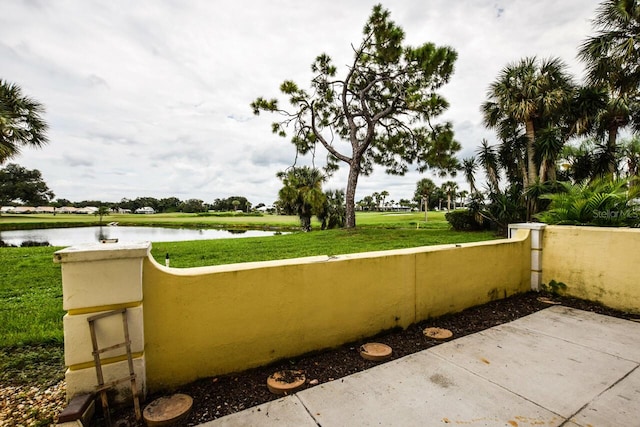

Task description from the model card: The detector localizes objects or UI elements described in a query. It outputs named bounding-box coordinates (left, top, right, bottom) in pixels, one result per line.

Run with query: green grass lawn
left=151, top=226, right=495, bottom=267
left=0, top=211, right=497, bottom=351
left=1, top=210, right=435, bottom=230
left=0, top=211, right=303, bottom=230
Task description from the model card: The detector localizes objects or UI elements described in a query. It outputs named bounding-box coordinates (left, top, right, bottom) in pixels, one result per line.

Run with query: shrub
left=445, top=209, right=488, bottom=231
left=536, top=177, right=640, bottom=227
left=20, top=240, right=50, bottom=247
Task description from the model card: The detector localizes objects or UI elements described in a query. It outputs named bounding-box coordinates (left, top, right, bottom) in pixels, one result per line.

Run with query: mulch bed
left=111, top=291, right=635, bottom=426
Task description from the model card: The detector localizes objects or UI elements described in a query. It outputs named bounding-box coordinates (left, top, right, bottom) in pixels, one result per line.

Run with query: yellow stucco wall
left=542, top=225, right=640, bottom=313
left=142, top=231, right=531, bottom=391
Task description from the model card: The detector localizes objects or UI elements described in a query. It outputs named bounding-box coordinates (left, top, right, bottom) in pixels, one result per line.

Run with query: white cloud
left=1, top=0, right=601, bottom=205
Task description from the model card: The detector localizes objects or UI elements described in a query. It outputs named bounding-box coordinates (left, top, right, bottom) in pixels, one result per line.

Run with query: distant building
left=135, top=206, right=155, bottom=214
left=35, top=206, right=56, bottom=214
left=58, top=206, right=78, bottom=214
left=10, top=206, right=35, bottom=214
left=76, top=206, right=99, bottom=214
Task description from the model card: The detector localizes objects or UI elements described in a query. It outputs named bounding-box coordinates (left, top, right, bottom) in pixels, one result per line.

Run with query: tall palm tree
left=457, top=190, right=469, bottom=207
left=277, top=166, right=327, bottom=231
left=461, top=157, right=478, bottom=194
left=415, top=178, right=436, bottom=221
left=579, top=0, right=640, bottom=95
left=442, top=181, right=458, bottom=211
left=380, top=190, right=389, bottom=211
left=578, top=0, right=640, bottom=174
left=535, top=126, right=564, bottom=182
left=482, top=57, right=575, bottom=187
left=476, top=139, right=500, bottom=192
left=0, top=79, right=48, bottom=163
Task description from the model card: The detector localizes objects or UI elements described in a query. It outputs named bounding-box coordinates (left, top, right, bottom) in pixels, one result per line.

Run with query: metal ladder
left=87, top=308, right=141, bottom=426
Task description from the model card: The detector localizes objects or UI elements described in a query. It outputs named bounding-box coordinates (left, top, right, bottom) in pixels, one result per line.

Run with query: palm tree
left=457, top=190, right=469, bottom=207
left=277, top=166, right=327, bottom=231
left=622, top=137, right=640, bottom=177
left=0, top=79, right=48, bottom=163
left=318, top=189, right=346, bottom=230
left=415, top=178, right=436, bottom=221
left=372, top=192, right=381, bottom=211
left=535, top=126, right=564, bottom=182
left=496, top=125, right=528, bottom=187
left=380, top=190, right=389, bottom=211
left=476, top=139, right=500, bottom=192
left=482, top=57, right=575, bottom=187
left=442, top=181, right=458, bottom=211
left=578, top=0, right=640, bottom=174
left=461, top=157, right=478, bottom=194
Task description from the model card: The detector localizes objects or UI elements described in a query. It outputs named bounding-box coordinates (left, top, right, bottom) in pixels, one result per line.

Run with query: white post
left=508, top=223, right=547, bottom=291
left=54, top=242, right=150, bottom=403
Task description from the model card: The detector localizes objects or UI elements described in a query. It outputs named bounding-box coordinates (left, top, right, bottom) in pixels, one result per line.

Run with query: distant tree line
left=0, top=163, right=261, bottom=214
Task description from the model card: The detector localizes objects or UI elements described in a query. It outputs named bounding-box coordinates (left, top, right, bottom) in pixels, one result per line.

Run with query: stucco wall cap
left=508, top=222, right=547, bottom=230
left=54, top=241, right=151, bottom=264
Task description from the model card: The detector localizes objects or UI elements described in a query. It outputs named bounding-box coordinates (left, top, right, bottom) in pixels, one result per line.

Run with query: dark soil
left=111, top=291, right=636, bottom=426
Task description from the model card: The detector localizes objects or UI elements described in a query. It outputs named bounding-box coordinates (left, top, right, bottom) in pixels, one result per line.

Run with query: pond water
left=0, top=226, right=285, bottom=247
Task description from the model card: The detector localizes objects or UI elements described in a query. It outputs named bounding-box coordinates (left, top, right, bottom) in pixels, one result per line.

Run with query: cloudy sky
left=2, top=0, right=602, bottom=205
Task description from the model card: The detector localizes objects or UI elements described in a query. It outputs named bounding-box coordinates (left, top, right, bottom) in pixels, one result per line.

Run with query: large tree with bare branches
left=251, top=4, right=460, bottom=228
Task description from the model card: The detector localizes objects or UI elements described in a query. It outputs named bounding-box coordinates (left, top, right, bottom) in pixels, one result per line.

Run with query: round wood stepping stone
left=423, top=327, right=453, bottom=340
left=267, top=370, right=306, bottom=395
left=143, top=393, right=193, bottom=426
left=359, top=342, right=392, bottom=361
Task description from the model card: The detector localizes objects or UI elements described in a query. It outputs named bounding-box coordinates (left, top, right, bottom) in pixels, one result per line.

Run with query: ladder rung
left=92, top=341, right=130, bottom=355
left=95, top=374, right=137, bottom=392
left=87, top=308, right=126, bottom=322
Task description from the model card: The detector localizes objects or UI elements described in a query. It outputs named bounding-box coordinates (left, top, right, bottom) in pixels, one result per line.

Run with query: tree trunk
left=344, top=162, right=360, bottom=228
left=547, top=160, right=557, bottom=181
left=300, top=215, right=311, bottom=232
left=525, top=120, right=537, bottom=185
left=607, top=125, right=619, bottom=176
left=525, top=119, right=537, bottom=220
left=422, top=196, right=428, bottom=222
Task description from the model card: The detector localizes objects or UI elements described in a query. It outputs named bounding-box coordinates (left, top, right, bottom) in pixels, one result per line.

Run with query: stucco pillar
left=54, top=242, right=150, bottom=403
left=508, top=223, right=547, bottom=291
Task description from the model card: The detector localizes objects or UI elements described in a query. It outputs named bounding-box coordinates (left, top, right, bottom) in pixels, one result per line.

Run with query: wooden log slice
left=359, top=342, right=392, bottom=361
left=266, top=370, right=306, bottom=395
left=423, top=327, right=453, bottom=340
left=143, top=394, right=193, bottom=427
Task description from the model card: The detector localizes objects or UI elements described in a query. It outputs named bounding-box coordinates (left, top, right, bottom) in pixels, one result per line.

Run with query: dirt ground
left=108, top=291, right=633, bottom=426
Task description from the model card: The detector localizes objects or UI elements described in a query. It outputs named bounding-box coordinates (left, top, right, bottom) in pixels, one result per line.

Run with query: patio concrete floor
left=199, top=305, right=640, bottom=426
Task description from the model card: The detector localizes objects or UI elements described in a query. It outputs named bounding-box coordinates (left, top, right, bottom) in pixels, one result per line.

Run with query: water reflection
left=0, top=226, right=283, bottom=247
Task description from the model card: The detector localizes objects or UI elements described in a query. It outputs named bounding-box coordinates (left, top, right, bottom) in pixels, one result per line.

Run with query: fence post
left=54, top=242, right=150, bottom=403
left=508, top=223, right=546, bottom=291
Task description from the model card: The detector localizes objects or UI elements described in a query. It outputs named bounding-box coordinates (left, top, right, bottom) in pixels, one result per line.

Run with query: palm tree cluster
left=276, top=166, right=327, bottom=232
left=276, top=166, right=348, bottom=231
left=462, top=0, right=640, bottom=230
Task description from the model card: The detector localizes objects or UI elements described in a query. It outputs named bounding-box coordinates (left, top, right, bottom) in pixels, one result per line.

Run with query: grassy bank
left=151, top=226, right=495, bottom=267
left=0, top=211, right=303, bottom=231
left=0, top=211, right=435, bottom=231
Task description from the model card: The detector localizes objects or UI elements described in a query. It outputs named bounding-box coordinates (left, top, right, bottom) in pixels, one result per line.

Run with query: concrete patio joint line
left=429, top=351, right=565, bottom=420
left=295, top=395, right=323, bottom=427
left=561, top=364, right=640, bottom=426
